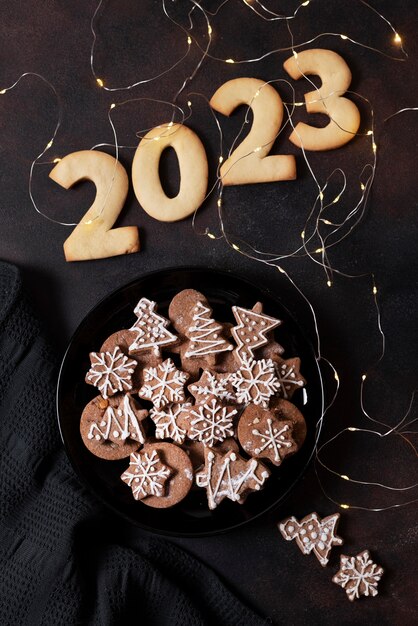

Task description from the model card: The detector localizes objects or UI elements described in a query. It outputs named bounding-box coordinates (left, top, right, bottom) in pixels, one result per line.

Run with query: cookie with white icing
left=168, top=289, right=233, bottom=377
left=273, top=357, right=306, bottom=400
left=196, top=447, right=270, bottom=509
left=269, top=397, right=307, bottom=448
left=231, top=302, right=282, bottom=366
left=179, top=398, right=238, bottom=448
left=128, top=297, right=178, bottom=357
left=85, top=346, right=137, bottom=399
left=279, top=512, right=343, bottom=567
left=149, top=401, right=192, bottom=444
left=237, top=404, right=298, bottom=466
left=80, top=394, right=148, bottom=460
left=188, top=370, right=237, bottom=404
left=124, top=442, right=193, bottom=508
left=230, top=357, right=280, bottom=408
left=138, top=358, right=189, bottom=409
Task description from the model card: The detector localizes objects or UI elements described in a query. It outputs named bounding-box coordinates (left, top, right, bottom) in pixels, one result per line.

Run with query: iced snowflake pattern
left=86, top=346, right=137, bottom=399
left=138, top=358, right=189, bottom=409
left=231, top=358, right=280, bottom=407
left=188, top=399, right=237, bottom=447
left=121, top=449, right=172, bottom=500
left=189, top=370, right=236, bottom=403
left=275, top=359, right=305, bottom=399
left=333, top=550, right=384, bottom=601
left=252, top=418, right=294, bottom=463
left=150, top=402, right=191, bottom=444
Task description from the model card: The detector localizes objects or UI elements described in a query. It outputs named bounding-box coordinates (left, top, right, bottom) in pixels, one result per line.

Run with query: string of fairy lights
left=0, top=0, right=416, bottom=511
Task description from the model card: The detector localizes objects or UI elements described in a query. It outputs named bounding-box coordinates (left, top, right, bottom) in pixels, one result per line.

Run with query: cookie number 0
left=210, top=78, right=296, bottom=185
left=132, top=123, right=208, bottom=222
left=50, top=151, right=140, bottom=262
left=283, top=49, right=361, bottom=151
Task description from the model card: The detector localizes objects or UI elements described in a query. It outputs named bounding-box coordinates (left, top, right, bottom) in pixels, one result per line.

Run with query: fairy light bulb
left=225, top=58, right=235, bottom=64
left=110, top=103, right=116, bottom=109
left=394, top=33, right=402, bottom=44
left=96, top=78, right=104, bottom=87
left=232, top=243, right=240, bottom=251
left=187, top=36, right=192, bottom=45
left=207, top=232, right=216, bottom=240
left=327, top=280, right=332, bottom=287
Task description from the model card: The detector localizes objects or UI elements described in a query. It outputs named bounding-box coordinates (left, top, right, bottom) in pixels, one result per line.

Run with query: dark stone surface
left=0, top=1, right=417, bottom=623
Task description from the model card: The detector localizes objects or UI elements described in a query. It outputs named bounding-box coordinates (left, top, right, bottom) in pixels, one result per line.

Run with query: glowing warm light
left=277, top=266, right=286, bottom=274
left=254, top=146, right=262, bottom=152
left=217, top=198, right=222, bottom=207
left=96, top=78, right=104, bottom=87
left=168, top=121, right=174, bottom=127
left=348, top=427, right=358, bottom=432
left=372, top=285, right=377, bottom=295
left=207, top=232, right=216, bottom=240
left=322, top=219, right=332, bottom=225
left=207, top=25, right=212, bottom=35
left=293, top=50, right=298, bottom=59
left=341, top=475, right=350, bottom=481
left=187, top=100, right=192, bottom=107
left=334, top=372, right=340, bottom=382
left=219, top=156, right=224, bottom=163
left=315, top=248, right=324, bottom=253
left=232, top=243, right=240, bottom=251
left=301, top=231, right=305, bottom=239
left=362, top=374, right=367, bottom=381
left=319, top=191, right=324, bottom=200
left=110, top=103, right=116, bottom=109
left=360, top=183, right=365, bottom=191
left=340, top=503, right=350, bottom=509
left=302, top=0, right=310, bottom=6
left=46, top=140, right=53, bottom=149
left=333, top=195, right=341, bottom=204
left=53, top=158, right=61, bottom=163
left=367, top=130, right=373, bottom=135
left=327, top=280, right=332, bottom=287
left=340, top=34, right=348, bottom=40
left=225, top=58, right=235, bottom=64
left=0, top=89, right=6, bottom=94
left=372, top=142, right=377, bottom=154
left=394, top=32, right=402, bottom=44
left=187, top=36, right=192, bottom=45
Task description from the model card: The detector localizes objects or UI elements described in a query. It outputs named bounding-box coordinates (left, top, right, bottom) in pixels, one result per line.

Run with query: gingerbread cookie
left=231, top=302, right=282, bottom=366
left=274, top=357, right=305, bottom=399
left=85, top=346, right=137, bottom=399
left=230, top=358, right=280, bottom=407
left=169, top=289, right=233, bottom=376
left=332, top=551, right=384, bottom=601
left=128, top=297, right=178, bottom=356
left=149, top=401, right=192, bottom=444
left=180, top=398, right=237, bottom=447
left=237, top=405, right=298, bottom=466
left=279, top=512, right=343, bottom=566
left=188, top=370, right=236, bottom=404
left=196, top=448, right=270, bottom=509
left=80, top=394, right=148, bottom=460
left=138, top=358, right=189, bottom=409
left=122, top=442, right=193, bottom=508
left=183, top=437, right=239, bottom=473
left=270, top=398, right=307, bottom=448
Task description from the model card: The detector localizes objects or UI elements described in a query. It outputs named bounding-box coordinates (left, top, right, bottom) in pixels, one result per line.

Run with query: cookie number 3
left=50, top=151, right=140, bottom=261
left=283, top=49, right=360, bottom=151
left=210, top=78, right=296, bottom=185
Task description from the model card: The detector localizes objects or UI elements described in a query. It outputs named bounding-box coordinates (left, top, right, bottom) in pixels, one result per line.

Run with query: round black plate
left=57, top=267, right=323, bottom=536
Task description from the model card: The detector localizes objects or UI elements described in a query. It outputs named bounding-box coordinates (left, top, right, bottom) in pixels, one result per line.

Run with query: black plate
left=57, top=267, right=323, bottom=536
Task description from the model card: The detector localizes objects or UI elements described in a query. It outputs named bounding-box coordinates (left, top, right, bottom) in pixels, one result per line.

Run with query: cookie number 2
left=283, top=49, right=361, bottom=151
left=50, top=150, right=140, bottom=261
left=210, top=78, right=296, bottom=185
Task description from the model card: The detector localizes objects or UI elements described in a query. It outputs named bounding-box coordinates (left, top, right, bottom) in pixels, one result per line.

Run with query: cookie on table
left=121, top=442, right=193, bottom=508
left=332, top=550, right=384, bottom=601
left=168, top=289, right=233, bottom=377
left=273, top=357, right=306, bottom=400
left=178, top=398, right=237, bottom=448
left=279, top=512, right=343, bottom=566
left=231, top=302, right=283, bottom=366
left=80, top=393, right=148, bottom=460
left=237, top=404, right=298, bottom=466
left=269, top=397, right=307, bottom=448
left=196, top=447, right=270, bottom=509
left=138, top=358, right=189, bottom=409
left=128, top=297, right=178, bottom=357
left=85, top=346, right=137, bottom=399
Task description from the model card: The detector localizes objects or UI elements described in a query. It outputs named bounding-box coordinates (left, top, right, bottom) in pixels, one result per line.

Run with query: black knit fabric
left=0, top=262, right=267, bottom=626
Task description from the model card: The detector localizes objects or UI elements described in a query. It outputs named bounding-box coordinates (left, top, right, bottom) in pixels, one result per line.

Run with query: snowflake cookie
left=237, top=405, right=298, bottom=466
left=149, top=402, right=191, bottom=444
left=86, top=346, right=137, bottom=399
left=332, top=550, right=384, bottom=601
left=231, top=302, right=282, bottom=365
left=182, top=398, right=237, bottom=447
left=188, top=370, right=236, bottom=404
left=129, top=297, right=177, bottom=356
left=274, top=357, right=306, bottom=400
left=196, top=448, right=270, bottom=509
left=279, top=512, right=343, bottom=566
left=230, top=358, right=280, bottom=407
left=121, top=449, right=172, bottom=500
left=138, top=358, right=189, bottom=409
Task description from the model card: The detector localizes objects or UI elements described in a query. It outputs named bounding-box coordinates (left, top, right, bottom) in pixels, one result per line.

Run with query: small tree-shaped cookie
left=231, top=303, right=282, bottom=365
left=129, top=297, right=177, bottom=356
left=279, top=512, right=343, bottom=566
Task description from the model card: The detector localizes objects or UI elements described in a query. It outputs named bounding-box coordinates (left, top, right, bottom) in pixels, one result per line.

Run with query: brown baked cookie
left=196, top=447, right=270, bottom=509
left=100, top=329, right=161, bottom=391
left=85, top=346, right=137, bottom=399
left=168, top=289, right=233, bottom=377
left=332, top=550, right=384, bottom=601
left=279, top=512, right=343, bottom=567
left=179, top=398, right=237, bottom=447
left=121, top=442, right=193, bottom=508
left=128, top=297, right=178, bottom=357
left=273, top=357, right=306, bottom=400
left=188, top=370, right=237, bottom=404
left=183, top=437, right=239, bottom=474
left=230, top=358, right=280, bottom=407
left=237, top=404, right=298, bottom=466
left=80, top=393, right=148, bottom=460
left=149, top=401, right=192, bottom=444
left=138, top=358, right=189, bottom=409
left=269, top=397, right=307, bottom=448
left=231, top=302, right=282, bottom=366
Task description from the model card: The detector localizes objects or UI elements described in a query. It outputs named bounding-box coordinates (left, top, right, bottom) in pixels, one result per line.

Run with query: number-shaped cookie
left=283, top=49, right=360, bottom=151
left=132, top=123, right=208, bottom=222
left=49, top=150, right=139, bottom=262
left=210, top=77, right=296, bottom=185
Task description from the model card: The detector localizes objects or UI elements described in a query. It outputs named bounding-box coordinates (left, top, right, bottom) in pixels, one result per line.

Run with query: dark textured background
left=1, top=1, right=417, bottom=623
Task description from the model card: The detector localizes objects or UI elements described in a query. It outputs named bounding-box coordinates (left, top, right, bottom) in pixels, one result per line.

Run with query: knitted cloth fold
left=0, top=262, right=266, bottom=626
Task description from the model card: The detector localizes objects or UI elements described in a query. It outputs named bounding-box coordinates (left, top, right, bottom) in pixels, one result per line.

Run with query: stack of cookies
left=80, top=289, right=307, bottom=510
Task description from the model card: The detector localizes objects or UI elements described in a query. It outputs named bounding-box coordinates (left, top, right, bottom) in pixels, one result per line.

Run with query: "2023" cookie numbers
left=49, top=49, right=360, bottom=262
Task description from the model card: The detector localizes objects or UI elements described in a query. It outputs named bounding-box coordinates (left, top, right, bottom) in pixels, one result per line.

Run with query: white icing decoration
left=86, top=347, right=136, bottom=399
left=231, top=305, right=281, bottom=365
left=139, top=358, right=188, bottom=409
left=196, top=451, right=269, bottom=510
left=121, top=449, right=171, bottom=500
left=333, top=551, right=384, bottom=601
left=184, top=301, right=233, bottom=357
left=251, top=419, right=293, bottom=462
left=87, top=394, right=146, bottom=444
left=279, top=513, right=343, bottom=566
left=275, top=362, right=304, bottom=399
left=231, top=358, right=280, bottom=407
left=149, top=402, right=191, bottom=444
left=188, top=399, right=236, bottom=447
left=190, top=371, right=236, bottom=403
left=129, top=297, right=177, bottom=353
